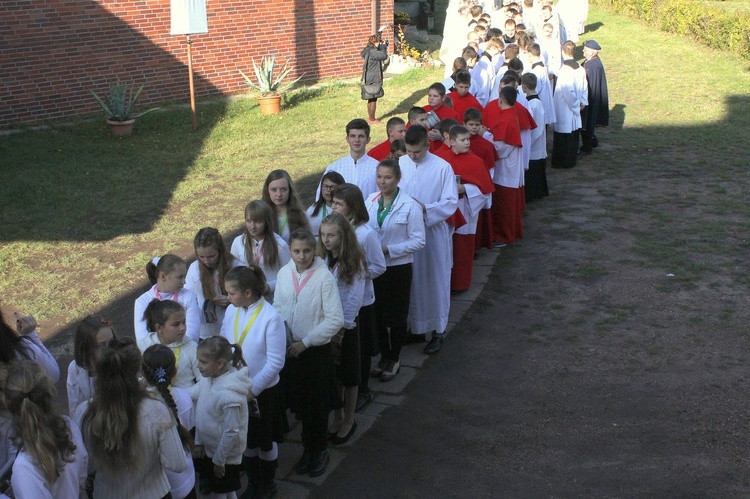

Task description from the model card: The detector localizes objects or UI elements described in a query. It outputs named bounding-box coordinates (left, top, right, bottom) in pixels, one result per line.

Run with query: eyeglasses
left=321, top=184, right=337, bottom=191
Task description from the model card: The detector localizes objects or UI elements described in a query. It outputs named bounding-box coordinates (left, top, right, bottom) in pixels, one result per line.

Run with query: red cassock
left=435, top=148, right=495, bottom=292
left=483, top=103, right=524, bottom=244
left=470, top=134, right=499, bottom=251
left=446, top=91, right=484, bottom=124
left=423, top=104, right=459, bottom=122
left=368, top=139, right=392, bottom=162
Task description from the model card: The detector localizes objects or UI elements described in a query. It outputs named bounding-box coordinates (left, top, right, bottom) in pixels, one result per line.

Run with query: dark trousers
left=358, top=304, right=376, bottom=393
left=551, top=130, right=579, bottom=168
left=373, top=264, right=412, bottom=362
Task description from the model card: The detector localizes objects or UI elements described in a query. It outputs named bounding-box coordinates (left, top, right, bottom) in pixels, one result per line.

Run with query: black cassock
left=581, top=56, right=609, bottom=151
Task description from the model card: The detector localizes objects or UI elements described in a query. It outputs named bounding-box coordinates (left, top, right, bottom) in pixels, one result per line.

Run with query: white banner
left=170, top=0, right=208, bottom=35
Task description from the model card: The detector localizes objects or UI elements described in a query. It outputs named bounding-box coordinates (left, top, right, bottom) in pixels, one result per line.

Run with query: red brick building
left=0, top=0, right=393, bottom=126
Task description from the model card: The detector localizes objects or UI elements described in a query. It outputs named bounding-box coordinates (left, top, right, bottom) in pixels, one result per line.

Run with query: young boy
left=552, top=40, right=587, bottom=168
left=528, top=42, right=556, bottom=125
left=483, top=86, right=524, bottom=246
left=438, top=125, right=494, bottom=293
left=521, top=73, right=549, bottom=201
left=320, top=118, right=379, bottom=198
left=368, top=117, right=407, bottom=161
left=502, top=19, right=517, bottom=44
left=434, top=118, right=461, bottom=157
left=447, top=70, right=484, bottom=124
left=397, top=125, right=458, bottom=354
left=499, top=73, right=537, bottom=193
left=423, top=82, right=459, bottom=145
left=464, top=108, right=499, bottom=251
left=407, top=106, right=428, bottom=128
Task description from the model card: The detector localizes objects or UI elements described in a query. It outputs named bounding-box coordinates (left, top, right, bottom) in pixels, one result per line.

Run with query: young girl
left=82, top=337, right=185, bottom=499
left=230, top=200, right=291, bottom=299
left=364, top=160, right=425, bottom=381
left=134, top=254, right=201, bottom=344
left=273, top=229, right=343, bottom=477
left=0, top=308, right=59, bottom=383
left=261, top=170, right=310, bottom=244
left=2, top=360, right=88, bottom=499
left=66, top=316, right=115, bottom=417
left=220, top=265, right=286, bottom=497
left=143, top=344, right=196, bottom=499
left=306, top=171, right=345, bottom=237
left=318, top=212, right=367, bottom=444
left=139, top=299, right=201, bottom=389
left=330, top=184, right=386, bottom=409
left=191, top=336, right=252, bottom=499
left=185, top=227, right=240, bottom=339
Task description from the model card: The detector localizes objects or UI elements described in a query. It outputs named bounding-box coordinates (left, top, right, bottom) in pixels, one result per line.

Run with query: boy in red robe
left=423, top=82, right=459, bottom=150
left=464, top=107, right=498, bottom=250
left=446, top=70, right=483, bottom=124
left=436, top=125, right=494, bottom=292
left=483, top=86, right=523, bottom=246
left=368, top=117, right=407, bottom=161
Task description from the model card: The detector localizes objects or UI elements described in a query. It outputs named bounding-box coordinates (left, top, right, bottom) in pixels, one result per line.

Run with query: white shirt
left=320, top=153, right=379, bottom=200
left=184, top=258, right=243, bottom=339
left=354, top=224, right=386, bottom=306
left=134, top=285, right=202, bottom=344
left=230, top=234, right=291, bottom=294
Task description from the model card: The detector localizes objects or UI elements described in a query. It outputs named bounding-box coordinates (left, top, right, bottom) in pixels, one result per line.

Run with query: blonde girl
left=330, top=183, right=386, bottom=408
left=230, top=200, right=291, bottom=298
left=82, top=337, right=185, bottom=498
left=317, top=212, right=367, bottom=445
left=66, top=316, right=115, bottom=417
left=3, top=360, right=87, bottom=499
left=185, top=227, right=240, bottom=339
left=134, top=254, right=201, bottom=344
left=191, top=336, right=252, bottom=499
left=143, top=344, right=196, bottom=499
left=139, top=299, right=201, bottom=389
left=273, top=229, right=344, bottom=478
left=261, top=169, right=311, bottom=243
left=220, top=265, right=286, bottom=497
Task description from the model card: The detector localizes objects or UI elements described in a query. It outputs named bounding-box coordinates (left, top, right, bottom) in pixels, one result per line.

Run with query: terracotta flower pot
left=258, top=94, right=282, bottom=115
left=107, top=119, right=135, bottom=137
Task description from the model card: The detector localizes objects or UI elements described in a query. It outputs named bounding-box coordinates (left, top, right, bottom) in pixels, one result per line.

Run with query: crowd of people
left=0, top=1, right=611, bottom=498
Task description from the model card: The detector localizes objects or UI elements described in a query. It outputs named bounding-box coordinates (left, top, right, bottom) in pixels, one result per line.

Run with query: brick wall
left=0, top=0, right=394, bottom=126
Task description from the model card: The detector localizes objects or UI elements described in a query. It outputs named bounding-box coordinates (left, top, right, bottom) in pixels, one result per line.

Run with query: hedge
left=591, top=0, right=750, bottom=59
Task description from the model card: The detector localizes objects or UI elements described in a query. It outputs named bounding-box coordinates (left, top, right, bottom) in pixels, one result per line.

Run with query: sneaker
left=380, top=360, right=400, bottom=382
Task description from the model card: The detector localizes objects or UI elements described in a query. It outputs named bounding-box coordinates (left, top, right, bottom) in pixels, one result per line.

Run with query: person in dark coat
left=361, top=31, right=389, bottom=124
left=580, top=39, right=609, bottom=153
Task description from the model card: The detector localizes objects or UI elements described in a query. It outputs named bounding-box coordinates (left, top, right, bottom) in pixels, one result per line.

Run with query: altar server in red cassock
left=483, top=86, right=524, bottom=245
left=436, top=125, right=494, bottom=292
left=368, top=117, right=407, bottom=161
left=464, top=108, right=498, bottom=251
left=446, top=70, right=484, bottom=125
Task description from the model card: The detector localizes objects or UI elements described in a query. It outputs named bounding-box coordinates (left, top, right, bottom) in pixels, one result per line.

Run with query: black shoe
left=403, top=333, right=426, bottom=345
left=355, top=391, right=372, bottom=413
left=308, top=450, right=330, bottom=477
left=423, top=336, right=444, bottom=354
left=255, top=459, right=278, bottom=499
left=331, top=420, right=358, bottom=445
left=294, top=450, right=312, bottom=474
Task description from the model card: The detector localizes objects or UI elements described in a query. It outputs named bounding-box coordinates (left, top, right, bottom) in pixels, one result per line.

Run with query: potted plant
left=239, top=56, right=303, bottom=115
left=90, top=80, right=159, bottom=137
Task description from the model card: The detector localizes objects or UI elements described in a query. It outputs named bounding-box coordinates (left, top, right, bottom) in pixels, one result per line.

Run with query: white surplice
left=398, top=152, right=458, bottom=335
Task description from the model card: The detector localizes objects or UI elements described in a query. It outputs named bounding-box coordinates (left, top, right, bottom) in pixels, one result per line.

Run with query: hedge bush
left=592, top=0, right=750, bottom=59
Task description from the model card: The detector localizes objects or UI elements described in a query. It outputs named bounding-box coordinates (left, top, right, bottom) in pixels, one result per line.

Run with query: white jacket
left=273, top=257, right=344, bottom=347
left=138, top=333, right=201, bottom=389
left=364, top=189, right=426, bottom=267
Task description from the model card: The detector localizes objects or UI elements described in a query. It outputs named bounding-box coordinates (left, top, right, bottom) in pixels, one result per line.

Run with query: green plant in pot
left=90, top=80, right=159, bottom=137
left=239, top=56, right=303, bottom=115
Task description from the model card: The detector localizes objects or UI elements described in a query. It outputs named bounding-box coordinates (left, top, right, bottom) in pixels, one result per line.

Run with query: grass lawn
left=0, top=3, right=749, bottom=345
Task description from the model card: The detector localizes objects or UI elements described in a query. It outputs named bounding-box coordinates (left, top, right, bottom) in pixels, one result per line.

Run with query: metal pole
left=187, top=34, right=198, bottom=131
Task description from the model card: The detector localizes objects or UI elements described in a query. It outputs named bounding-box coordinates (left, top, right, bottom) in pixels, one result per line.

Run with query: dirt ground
left=310, top=124, right=750, bottom=497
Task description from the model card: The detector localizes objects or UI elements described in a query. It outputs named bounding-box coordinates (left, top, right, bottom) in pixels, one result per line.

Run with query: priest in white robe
left=398, top=125, right=459, bottom=354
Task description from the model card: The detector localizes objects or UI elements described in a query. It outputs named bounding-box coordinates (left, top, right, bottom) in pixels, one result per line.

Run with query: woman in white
left=364, top=160, right=425, bottom=381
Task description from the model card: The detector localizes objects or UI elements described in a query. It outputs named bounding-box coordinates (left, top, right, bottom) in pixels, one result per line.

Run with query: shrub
left=592, top=0, right=750, bottom=59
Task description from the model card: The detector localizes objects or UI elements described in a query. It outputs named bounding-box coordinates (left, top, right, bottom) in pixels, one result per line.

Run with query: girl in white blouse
left=66, top=315, right=115, bottom=417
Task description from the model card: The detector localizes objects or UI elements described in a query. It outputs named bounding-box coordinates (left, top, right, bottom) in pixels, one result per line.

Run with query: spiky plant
left=90, top=80, right=159, bottom=122
left=239, top=56, right=303, bottom=96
